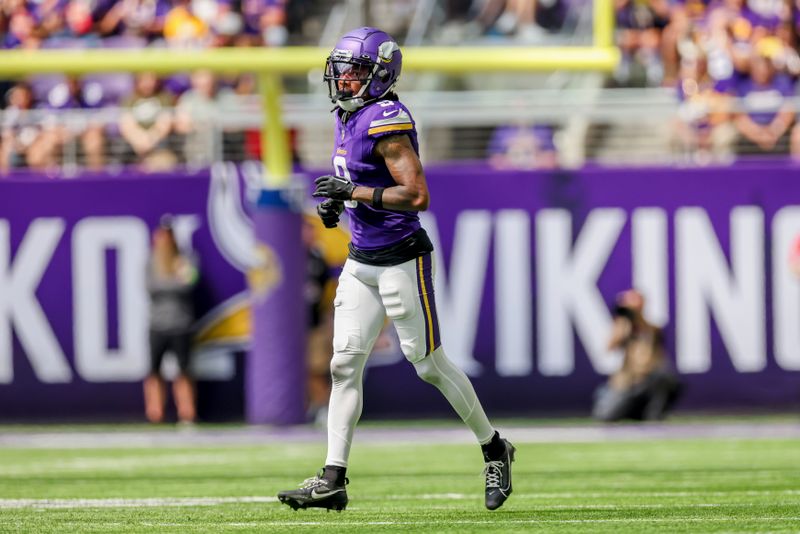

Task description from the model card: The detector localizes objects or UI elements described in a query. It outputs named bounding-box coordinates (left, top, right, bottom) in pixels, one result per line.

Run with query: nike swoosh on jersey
left=369, top=110, right=411, bottom=130
left=382, top=109, right=400, bottom=117
left=310, top=488, right=345, bottom=499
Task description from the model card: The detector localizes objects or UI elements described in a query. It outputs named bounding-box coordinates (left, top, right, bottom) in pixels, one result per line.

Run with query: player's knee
left=401, top=339, right=427, bottom=364
left=413, top=356, right=442, bottom=386
left=332, top=330, right=366, bottom=357
left=330, top=354, right=359, bottom=386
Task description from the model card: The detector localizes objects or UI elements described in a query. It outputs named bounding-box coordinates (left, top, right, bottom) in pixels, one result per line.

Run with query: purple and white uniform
left=319, top=28, right=496, bottom=474
left=328, top=96, right=441, bottom=367
left=332, top=98, right=429, bottom=255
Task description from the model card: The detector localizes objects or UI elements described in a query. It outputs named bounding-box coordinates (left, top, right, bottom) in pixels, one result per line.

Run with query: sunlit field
left=1, top=418, right=799, bottom=533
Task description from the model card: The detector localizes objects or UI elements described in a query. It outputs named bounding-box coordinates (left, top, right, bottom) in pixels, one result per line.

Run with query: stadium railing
left=0, top=0, right=618, bottom=181
left=4, top=89, right=800, bottom=173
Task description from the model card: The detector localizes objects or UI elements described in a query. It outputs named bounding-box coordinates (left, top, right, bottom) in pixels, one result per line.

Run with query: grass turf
left=0, top=434, right=798, bottom=532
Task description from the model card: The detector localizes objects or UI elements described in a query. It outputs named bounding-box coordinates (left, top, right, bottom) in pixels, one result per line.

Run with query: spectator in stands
left=163, top=0, right=209, bottom=48
left=744, top=0, right=786, bottom=34
left=43, top=76, right=106, bottom=170
left=472, top=0, right=556, bottom=41
left=238, top=0, right=288, bottom=46
left=487, top=123, right=558, bottom=170
left=661, top=0, right=715, bottom=84
left=592, top=289, right=682, bottom=422
left=216, top=73, right=261, bottom=161
left=614, top=0, right=669, bottom=86
left=174, top=69, right=219, bottom=168
left=0, top=81, right=68, bottom=172
left=702, top=3, right=745, bottom=82
left=95, top=0, right=170, bottom=43
left=119, top=71, right=176, bottom=170
left=144, top=215, right=199, bottom=424
left=3, top=0, right=41, bottom=48
left=64, top=0, right=99, bottom=39
left=207, top=0, right=243, bottom=47
left=672, top=53, right=736, bottom=164
left=731, top=37, right=796, bottom=155
left=34, top=0, right=68, bottom=41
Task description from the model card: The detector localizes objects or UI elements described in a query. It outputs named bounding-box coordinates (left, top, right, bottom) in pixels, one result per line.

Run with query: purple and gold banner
left=1, top=163, right=800, bottom=420
left=0, top=163, right=262, bottom=420
left=366, top=163, right=800, bottom=417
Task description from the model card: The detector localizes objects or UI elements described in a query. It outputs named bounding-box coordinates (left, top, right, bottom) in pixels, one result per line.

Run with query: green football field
left=1, top=422, right=799, bottom=533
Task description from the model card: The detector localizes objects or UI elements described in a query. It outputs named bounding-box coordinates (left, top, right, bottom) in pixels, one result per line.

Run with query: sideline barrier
left=1, top=163, right=798, bottom=420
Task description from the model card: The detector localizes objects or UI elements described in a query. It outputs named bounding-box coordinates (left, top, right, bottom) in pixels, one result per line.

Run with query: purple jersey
left=332, top=98, right=421, bottom=251
left=744, top=0, right=785, bottom=29
left=735, top=74, right=795, bottom=125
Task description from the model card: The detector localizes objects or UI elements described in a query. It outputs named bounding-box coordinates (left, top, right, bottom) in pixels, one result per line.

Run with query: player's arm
left=352, top=134, right=430, bottom=211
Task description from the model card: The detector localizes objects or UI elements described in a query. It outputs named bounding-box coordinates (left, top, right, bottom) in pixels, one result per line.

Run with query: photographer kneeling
left=592, top=289, right=682, bottom=422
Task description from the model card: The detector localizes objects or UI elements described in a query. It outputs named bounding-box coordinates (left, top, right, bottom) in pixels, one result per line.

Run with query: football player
left=277, top=27, right=515, bottom=512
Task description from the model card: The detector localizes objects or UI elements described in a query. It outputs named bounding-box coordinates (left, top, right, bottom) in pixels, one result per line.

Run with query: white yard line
left=259, top=517, right=800, bottom=526
left=2, top=422, right=800, bottom=449
left=103, top=517, right=800, bottom=527
left=0, top=497, right=277, bottom=509
left=387, top=489, right=800, bottom=499
left=0, top=492, right=797, bottom=509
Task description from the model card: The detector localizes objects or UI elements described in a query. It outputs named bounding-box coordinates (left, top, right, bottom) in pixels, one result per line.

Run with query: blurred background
left=1, top=0, right=799, bottom=425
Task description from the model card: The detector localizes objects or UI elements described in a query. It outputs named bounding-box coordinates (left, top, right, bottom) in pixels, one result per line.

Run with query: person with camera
left=592, top=289, right=682, bottom=422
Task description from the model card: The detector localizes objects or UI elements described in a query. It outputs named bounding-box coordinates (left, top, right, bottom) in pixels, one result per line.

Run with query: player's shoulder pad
left=364, top=100, right=415, bottom=138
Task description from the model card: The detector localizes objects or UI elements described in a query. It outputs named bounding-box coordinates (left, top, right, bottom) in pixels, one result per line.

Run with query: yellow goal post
left=0, top=0, right=617, bottom=184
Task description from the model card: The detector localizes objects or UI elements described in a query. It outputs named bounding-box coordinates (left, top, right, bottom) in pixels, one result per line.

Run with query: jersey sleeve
left=364, top=100, right=416, bottom=140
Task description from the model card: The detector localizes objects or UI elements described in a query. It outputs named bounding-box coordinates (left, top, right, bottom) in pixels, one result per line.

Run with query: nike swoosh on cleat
left=310, top=488, right=344, bottom=499
left=382, top=109, right=400, bottom=117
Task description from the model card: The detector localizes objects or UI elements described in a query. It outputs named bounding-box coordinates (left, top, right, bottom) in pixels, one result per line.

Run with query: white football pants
left=325, top=254, right=496, bottom=467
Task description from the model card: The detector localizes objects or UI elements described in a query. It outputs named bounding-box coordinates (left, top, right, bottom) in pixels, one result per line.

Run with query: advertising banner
left=364, top=164, right=800, bottom=417
left=0, top=163, right=259, bottom=420
left=1, top=163, right=799, bottom=420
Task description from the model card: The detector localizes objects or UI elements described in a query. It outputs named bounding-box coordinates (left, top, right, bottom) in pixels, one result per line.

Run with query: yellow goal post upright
left=0, top=0, right=617, bottom=185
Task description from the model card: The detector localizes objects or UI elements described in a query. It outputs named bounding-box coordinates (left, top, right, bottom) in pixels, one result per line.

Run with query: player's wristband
left=372, top=187, right=385, bottom=210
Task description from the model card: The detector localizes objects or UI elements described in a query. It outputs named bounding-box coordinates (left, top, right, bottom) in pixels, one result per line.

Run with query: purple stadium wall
left=1, top=162, right=799, bottom=420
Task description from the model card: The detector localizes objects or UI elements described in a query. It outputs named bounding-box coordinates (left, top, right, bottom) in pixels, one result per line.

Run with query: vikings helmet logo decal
left=378, top=40, right=399, bottom=63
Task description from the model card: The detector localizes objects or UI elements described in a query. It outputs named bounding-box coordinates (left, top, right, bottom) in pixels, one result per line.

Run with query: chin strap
left=333, top=79, right=372, bottom=111
left=336, top=98, right=364, bottom=112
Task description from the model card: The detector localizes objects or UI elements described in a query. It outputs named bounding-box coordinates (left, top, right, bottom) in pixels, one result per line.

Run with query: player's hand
left=317, top=199, right=344, bottom=228
left=312, top=175, right=355, bottom=201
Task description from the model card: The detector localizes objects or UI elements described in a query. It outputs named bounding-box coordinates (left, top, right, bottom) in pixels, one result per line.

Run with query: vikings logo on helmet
left=377, top=41, right=400, bottom=63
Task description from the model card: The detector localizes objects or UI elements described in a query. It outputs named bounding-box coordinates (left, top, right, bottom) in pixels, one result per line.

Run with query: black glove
left=317, top=199, right=344, bottom=229
left=312, top=175, right=355, bottom=201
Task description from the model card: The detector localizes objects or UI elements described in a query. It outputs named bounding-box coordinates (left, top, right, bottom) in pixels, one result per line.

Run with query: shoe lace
left=483, top=460, right=504, bottom=488
left=298, top=470, right=349, bottom=490
left=299, top=473, right=327, bottom=490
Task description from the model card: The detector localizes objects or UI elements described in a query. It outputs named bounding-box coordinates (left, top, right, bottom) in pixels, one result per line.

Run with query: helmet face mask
left=324, top=27, right=402, bottom=112
left=325, top=55, right=374, bottom=111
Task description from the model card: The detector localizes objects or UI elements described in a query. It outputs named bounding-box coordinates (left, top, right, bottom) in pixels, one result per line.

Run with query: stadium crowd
left=0, top=0, right=310, bottom=172
left=617, top=0, right=800, bottom=161
left=1, top=0, right=800, bottom=172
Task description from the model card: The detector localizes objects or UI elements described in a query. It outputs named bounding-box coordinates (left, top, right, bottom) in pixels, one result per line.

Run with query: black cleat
left=483, top=439, right=515, bottom=510
left=277, top=470, right=349, bottom=512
